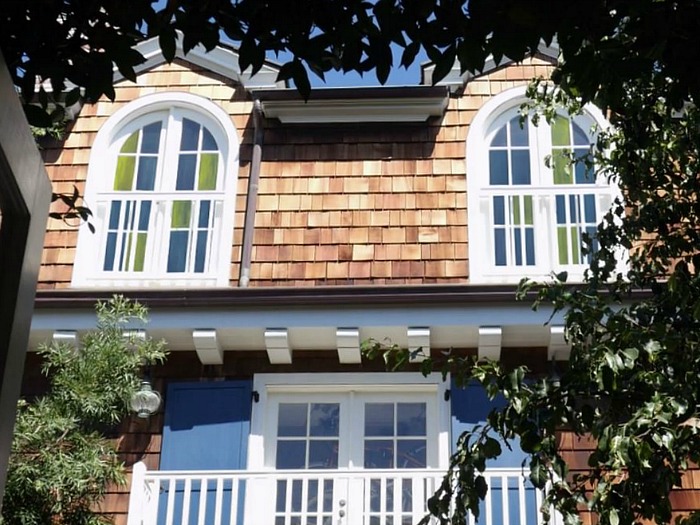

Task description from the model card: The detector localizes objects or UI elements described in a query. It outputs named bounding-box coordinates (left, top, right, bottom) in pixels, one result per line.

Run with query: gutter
left=238, top=99, right=264, bottom=287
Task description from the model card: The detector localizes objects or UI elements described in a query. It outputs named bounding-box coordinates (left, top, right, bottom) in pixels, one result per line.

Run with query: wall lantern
left=130, top=379, right=161, bottom=419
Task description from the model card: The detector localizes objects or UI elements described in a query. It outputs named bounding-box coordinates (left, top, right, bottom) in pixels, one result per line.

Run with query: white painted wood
left=548, top=325, right=570, bottom=360
left=264, top=328, right=292, bottom=364
left=408, top=326, right=431, bottom=362
left=126, top=462, right=147, bottom=525
left=52, top=330, right=77, bottom=346
left=336, top=328, right=361, bottom=364
left=478, top=326, right=502, bottom=361
left=192, top=329, right=223, bottom=365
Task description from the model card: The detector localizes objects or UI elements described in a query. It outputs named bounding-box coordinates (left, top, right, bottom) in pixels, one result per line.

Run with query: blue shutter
left=158, top=380, right=252, bottom=525
left=450, top=381, right=537, bottom=525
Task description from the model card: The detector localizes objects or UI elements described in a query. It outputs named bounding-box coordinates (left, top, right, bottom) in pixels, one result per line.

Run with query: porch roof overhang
left=31, top=285, right=647, bottom=364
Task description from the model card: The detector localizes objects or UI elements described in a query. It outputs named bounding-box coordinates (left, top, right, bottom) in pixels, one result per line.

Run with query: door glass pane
left=365, top=403, right=394, bottom=436
left=276, top=403, right=340, bottom=469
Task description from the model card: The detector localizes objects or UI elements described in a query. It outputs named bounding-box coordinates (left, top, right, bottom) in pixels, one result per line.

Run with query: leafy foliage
left=1, top=296, right=167, bottom=525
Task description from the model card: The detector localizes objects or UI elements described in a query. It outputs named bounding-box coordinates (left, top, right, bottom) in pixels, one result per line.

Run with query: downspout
left=238, top=99, right=264, bottom=287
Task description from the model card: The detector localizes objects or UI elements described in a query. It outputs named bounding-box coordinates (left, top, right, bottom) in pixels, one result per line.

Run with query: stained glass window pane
left=141, top=122, right=162, bottom=153
left=514, top=229, right=523, bottom=266
left=138, top=201, right=152, bottom=230
left=202, top=127, right=218, bottom=150
left=571, top=227, right=580, bottom=263
left=524, top=196, right=533, bottom=225
left=171, top=201, right=192, bottom=228
left=494, top=229, right=506, bottom=266
left=134, top=233, right=147, bottom=272
left=194, top=232, right=208, bottom=273
left=176, top=154, right=197, bottom=190
left=108, top=201, right=122, bottom=229
left=180, top=119, right=200, bottom=150
left=511, top=150, right=531, bottom=185
left=584, top=194, right=596, bottom=222
left=493, top=196, right=505, bottom=225
left=556, top=195, right=566, bottom=224
left=572, top=121, right=589, bottom=145
left=114, top=156, right=136, bottom=190
left=509, top=117, right=529, bottom=147
left=104, top=233, right=117, bottom=271
left=553, top=150, right=572, bottom=184
left=512, top=196, right=521, bottom=226
left=198, top=201, right=211, bottom=228
left=525, top=229, right=535, bottom=265
left=557, top=227, right=568, bottom=265
left=489, top=150, right=509, bottom=185
left=136, top=156, right=157, bottom=190
left=167, top=231, right=189, bottom=272
left=121, top=131, right=139, bottom=153
left=198, top=153, right=218, bottom=190
left=551, top=115, right=571, bottom=146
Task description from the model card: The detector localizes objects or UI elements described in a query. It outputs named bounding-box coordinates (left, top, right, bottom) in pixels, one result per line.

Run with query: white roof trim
left=117, top=36, right=285, bottom=90
left=260, top=96, right=448, bottom=123
left=421, top=42, right=559, bottom=90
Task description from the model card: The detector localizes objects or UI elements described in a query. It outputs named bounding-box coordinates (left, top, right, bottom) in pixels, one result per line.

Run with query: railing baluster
left=502, top=475, right=510, bottom=525
left=182, top=478, right=192, bottom=525
left=518, top=475, right=527, bottom=525
left=229, top=478, right=239, bottom=525
left=215, top=477, right=224, bottom=525
left=165, top=478, right=177, bottom=525
left=198, top=479, right=208, bottom=525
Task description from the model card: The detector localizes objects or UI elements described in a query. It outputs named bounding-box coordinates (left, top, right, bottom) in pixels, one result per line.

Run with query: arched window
left=467, top=87, right=614, bottom=284
left=73, top=92, right=239, bottom=287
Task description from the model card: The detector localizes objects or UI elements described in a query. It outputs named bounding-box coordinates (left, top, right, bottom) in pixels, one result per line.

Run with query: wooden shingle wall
left=37, top=56, right=554, bottom=289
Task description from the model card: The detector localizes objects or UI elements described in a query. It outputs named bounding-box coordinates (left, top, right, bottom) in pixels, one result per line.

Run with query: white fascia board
left=260, top=96, right=448, bottom=123
left=117, top=36, right=284, bottom=89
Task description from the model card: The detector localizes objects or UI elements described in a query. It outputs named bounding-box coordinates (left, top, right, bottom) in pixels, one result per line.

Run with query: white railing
left=127, top=462, right=544, bottom=525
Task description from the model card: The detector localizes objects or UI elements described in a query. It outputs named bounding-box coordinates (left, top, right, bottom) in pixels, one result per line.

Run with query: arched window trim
left=72, top=91, right=239, bottom=288
left=466, top=86, right=613, bottom=284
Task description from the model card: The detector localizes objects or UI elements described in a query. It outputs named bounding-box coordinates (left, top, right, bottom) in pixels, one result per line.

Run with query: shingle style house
left=27, top=37, right=697, bottom=525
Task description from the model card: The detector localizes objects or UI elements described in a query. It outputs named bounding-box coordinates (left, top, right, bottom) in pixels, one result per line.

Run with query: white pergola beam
left=478, top=326, right=502, bottom=361
left=193, top=329, right=223, bottom=365
left=336, top=328, right=361, bottom=364
left=265, top=329, right=292, bottom=364
left=52, top=330, right=77, bottom=346
left=408, top=327, right=431, bottom=362
left=548, top=325, right=570, bottom=360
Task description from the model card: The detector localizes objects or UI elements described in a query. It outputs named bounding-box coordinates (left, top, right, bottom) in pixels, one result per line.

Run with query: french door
left=254, top=380, right=447, bottom=525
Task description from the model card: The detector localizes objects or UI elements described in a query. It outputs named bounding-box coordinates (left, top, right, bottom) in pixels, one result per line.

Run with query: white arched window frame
left=72, top=92, right=239, bottom=288
left=466, top=86, right=614, bottom=284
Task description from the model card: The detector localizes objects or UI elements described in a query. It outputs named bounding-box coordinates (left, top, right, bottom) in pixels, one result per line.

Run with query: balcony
left=127, top=463, right=544, bottom=525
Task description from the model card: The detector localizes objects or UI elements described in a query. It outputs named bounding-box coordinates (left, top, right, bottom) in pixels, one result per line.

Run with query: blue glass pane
left=194, top=232, right=207, bottom=273
left=365, top=404, right=394, bottom=436
left=494, top=228, right=506, bottom=266
left=574, top=148, right=594, bottom=184
left=141, top=122, right=162, bottom=153
left=525, top=228, right=535, bottom=265
left=279, top=404, right=307, bottom=437
left=136, top=156, right=157, bottom=190
left=198, top=201, right=211, bottom=228
left=308, top=440, right=338, bottom=469
left=167, top=231, right=189, bottom=272
left=202, top=127, right=218, bottom=151
left=397, top=439, right=426, bottom=469
left=569, top=195, right=579, bottom=222
left=276, top=441, right=306, bottom=469
left=511, top=150, right=531, bottom=185
left=489, top=150, right=509, bottom=185
left=584, top=194, right=596, bottom=222
left=587, top=226, right=598, bottom=253
left=364, top=440, right=393, bottom=468
left=122, top=201, right=132, bottom=229
left=397, top=403, right=426, bottom=436
left=276, top=480, right=287, bottom=512
left=572, top=121, right=589, bottom=145
left=493, top=196, right=505, bottom=225
left=514, top=229, right=523, bottom=266
left=118, top=232, right=128, bottom=271
left=490, top=125, right=507, bottom=147
left=103, top=233, right=117, bottom=271
left=176, top=154, right=197, bottom=190
left=108, top=201, right=121, bottom=229
left=556, top=195, right=566, bottom=224
left=310, top=404, right=340, bottom=437
left=180, top=119, right=200, bottom=150
left=509, top=117, right=529, bottom=146
left=138, top=201, right=152, bottom=230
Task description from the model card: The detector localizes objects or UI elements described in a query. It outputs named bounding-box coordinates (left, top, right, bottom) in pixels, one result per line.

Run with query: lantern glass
left=130, top=381, right=161, bottom=418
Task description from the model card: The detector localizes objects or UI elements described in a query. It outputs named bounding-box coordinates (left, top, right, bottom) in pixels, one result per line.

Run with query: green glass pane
left=557, top=227, right=568, bottom=265
left=120, top=130, right=139, bottom=153
left=171, top=201, right=192, bottom=228
left=524, top=195, right=533, bottom=225
left=114, top=156, right=136, bottom=190
left=134, top=232, right=147, bottom=272
left=553, top=150, right=573, bottom=185
left=570, top=227, right=580, bottom=264
left=551, top=115, right=571, bottom=146
left=198, top=153, right=219, bottom=190
left=512, top=196, right=521, bottom=225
